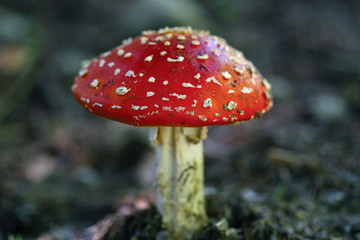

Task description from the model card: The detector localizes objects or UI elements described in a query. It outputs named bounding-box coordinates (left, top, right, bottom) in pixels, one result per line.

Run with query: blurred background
left=0, top=0, right=359, bottom=239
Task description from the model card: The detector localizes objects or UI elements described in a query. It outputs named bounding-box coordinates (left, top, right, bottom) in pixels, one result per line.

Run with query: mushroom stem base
left=154, top=127, right=207, bottom=239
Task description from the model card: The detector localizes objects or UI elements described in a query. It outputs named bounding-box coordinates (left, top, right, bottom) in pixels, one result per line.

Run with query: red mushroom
left=72, top=26, right=272, bottom=239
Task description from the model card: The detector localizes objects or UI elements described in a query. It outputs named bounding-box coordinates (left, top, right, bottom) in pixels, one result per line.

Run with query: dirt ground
left=0, top=0, right=359, bottom=239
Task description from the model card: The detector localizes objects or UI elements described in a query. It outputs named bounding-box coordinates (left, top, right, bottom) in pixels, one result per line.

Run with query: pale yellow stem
left=152, top=127, right=207, bottom=239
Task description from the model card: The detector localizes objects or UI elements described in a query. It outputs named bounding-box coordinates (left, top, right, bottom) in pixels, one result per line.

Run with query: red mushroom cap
left=72, top=27, right=272, bottom=127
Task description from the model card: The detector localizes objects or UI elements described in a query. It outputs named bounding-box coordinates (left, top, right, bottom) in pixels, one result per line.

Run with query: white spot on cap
left=111, top=105, right=122, bottom=109
left=79, top=68, right=88, bottom=77
left=124, top=52, right=132, bottom=58
left=162, top=97, right=169, bottom=101
left=114, top=68, right=121, bottom=75
left=177, top=44, right=184, bottom=49
left=100, top=51, right=111, bottom=57
left=192, top=100, right=197, bottom=107
left=182, top=83, right=202, bottom=88
left=147, top=91, right=155, bottom=97
left=174, top=107, right=185, bottom=112
left=131, top=105, right=140, bottom=110
left=194, top=73, right=201, bottom=79
left=140, top=36, right=148, bottom=44
left=191, top=40, right=200, bottom=46
left=148, top=77, right=155, bottom=83
left=160, top=51, right=167, bottom=56
left=154, top=36, right=165, bottom=41
left=99, top=59, right=106, bottom=67
left=197, top=54, right=209, bottom=60
left=164, top=41, right=171, bottom=46
left=191, top=35, right=198, bottom=40
left=222, top=117, right=229, bottom=121
left=163, top=81, right=168, bottom=85
left=203, top=98, right=212, bottom=108
left=222, top=71, right=232, bottom=80
left=80, top=97, right=90, bottom=104
left=162, top=106, right=172, bottom=111
left=108, top=62, right=115, bottom=68
left=167, top=56, right=184, bottom=62
left=140, top=106, right=148, bottom=110
left=165, top=33, right=173, bottom=39
left=92, top=103, right=103, bottom=108
left=115, top=86, right=130, bottom=95
left=148, top=41, right=156, bottom=46
left=177, top=35, right=186, bottom=40
left=125, top=70, right=136, bottom=77
left=228, top=90, right=235, bottom=94
left=145, top=55, right=153, bottom=62
left=231, top=57, right=240, bottom=64
left=211, top=49, right=219, bottom=56
left=71, top=84, right=78, bottom=91
left=235, top=50, right=244, bottom=57
left=122, top=37, right=133, bottom=46
left=90, top=79, right=99, bottom=88
left=154, top=104, right=159, bottom=108
left=182, top=83, right=195, bottom=88
left=142, top=30, right=155, bottom=35
left=227, top=101, right=237, bottom=111
left=81, top=60, right=90, bottom=69
left=234, top=66, right=244, bottom=75
left=240, top=87, right=253, bottom=94
left=205, top=76, right=222, bottom=86
left=169, top=93, right=186, bottom=99
left=198, top=115, right=207, bottom=121
left=139, top=73, right=144, bottom=77
left=117, top=49, right=125, bottom=56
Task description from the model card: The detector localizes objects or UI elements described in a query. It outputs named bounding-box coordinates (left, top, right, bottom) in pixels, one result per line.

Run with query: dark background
left=0, top=0, right=359, bottom=239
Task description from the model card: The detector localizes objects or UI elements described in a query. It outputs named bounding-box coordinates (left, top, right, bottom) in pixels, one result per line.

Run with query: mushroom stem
left=153, top=126, right=207, bottom=239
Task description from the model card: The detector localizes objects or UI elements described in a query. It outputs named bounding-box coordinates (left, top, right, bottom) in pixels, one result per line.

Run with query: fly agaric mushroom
left=72, top=26, right=272, bottom=239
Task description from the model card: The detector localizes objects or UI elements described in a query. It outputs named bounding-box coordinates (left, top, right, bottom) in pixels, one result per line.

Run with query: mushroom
left=72, top=26, right=273, bottom=239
